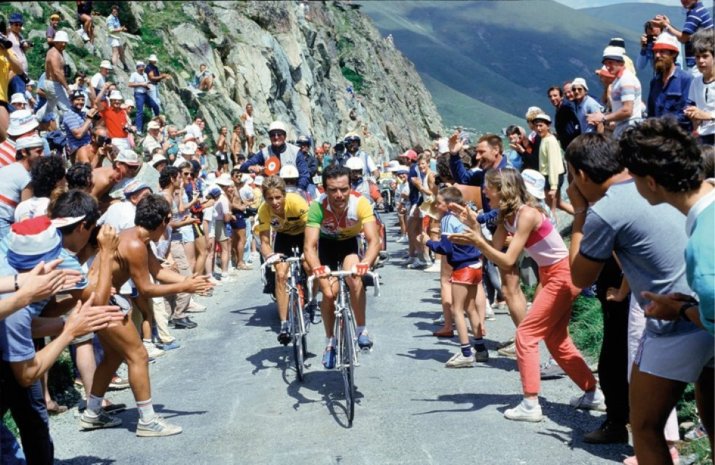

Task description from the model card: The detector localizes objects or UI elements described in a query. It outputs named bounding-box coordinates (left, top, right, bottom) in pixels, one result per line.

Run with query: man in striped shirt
left=654, top=0, right=713, bottom=72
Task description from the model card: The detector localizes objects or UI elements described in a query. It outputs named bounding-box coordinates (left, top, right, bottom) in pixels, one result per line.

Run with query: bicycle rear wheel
left=290, top=293, right=306, bottom=382
left=340, top=312, right=356, bottom=426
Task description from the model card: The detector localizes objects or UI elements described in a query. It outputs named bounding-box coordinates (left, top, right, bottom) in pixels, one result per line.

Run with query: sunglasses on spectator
left=268, top=131, right=286, bottom=138
left=573, top=87, right=585, bottom=92
left=182, top=171, right=192, bottom=177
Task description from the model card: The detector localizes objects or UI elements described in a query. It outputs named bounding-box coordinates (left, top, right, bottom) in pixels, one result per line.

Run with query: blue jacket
left=449, top=154, right=507, bottom=231
left=239, top=143, right=310, bottom=190
left=648, top=66, right=693, bottom=132
left=426, top=214, right=481, bottom=271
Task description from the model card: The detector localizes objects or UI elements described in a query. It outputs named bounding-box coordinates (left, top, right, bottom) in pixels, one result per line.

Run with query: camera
left=0, top=33, right=12, bottom=49
left=646, top=35, right=655, bottom=45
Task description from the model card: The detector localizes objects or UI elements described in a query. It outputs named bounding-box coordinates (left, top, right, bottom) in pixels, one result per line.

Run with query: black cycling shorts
left=318, top=237, right=359, bottom=270
left=274, top=232, right=304, bottom=257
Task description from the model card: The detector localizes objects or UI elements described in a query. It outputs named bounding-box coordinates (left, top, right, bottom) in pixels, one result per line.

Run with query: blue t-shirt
left=683, top=1, right=714, bottom=68
left=62, top=107, right=91, bottom=152
left=685, top=190, right=715, bottom=335
left=580, top=180, right=697, bottom=336
left=426, top=213, right=481, bottom=271
left=573, top=95, right=603, bottom=134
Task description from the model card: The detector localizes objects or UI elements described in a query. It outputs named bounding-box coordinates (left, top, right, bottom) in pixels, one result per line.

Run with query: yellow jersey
left=256, top=192, right=308, bottom=236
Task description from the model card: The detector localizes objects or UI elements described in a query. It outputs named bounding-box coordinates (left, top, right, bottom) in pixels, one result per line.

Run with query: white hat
left=239, top=185, right=255, bottom=202
left=123, top=98, right=135, bottom=108
left=215, top=173, right=233, bottom=187
left=279, top=165, right=299, bottom=179
left=135, top=61, right=146, bottom=68
left=205, top=172, right=217, bottom=185
left=148, top=54, right=158, bottom=62
left=150, top=153, right=167, bottom=166
left=123, top=180, right=152, bottom=198
left=521, top=169, right=546, bottom=200
left=254, top=175, right=264, bottom=186
left=395, top=165, right=410, bottom=174
left=109, top=90, right=123, bottom=101
left=437, top=137, right=449, bottom=154
left=53, top=30, right=69, bottom=43
left=240, top=174, right=252, bottom=184
left=115, top=149, right=142, bottom=166
left=602, top=46, right=625, bottom=63
left=571, top=77, right=589, bottom=92
left=10, top=93, right=27, bottom=105
left=345, top=157, right=364, bottom=171
left=7, top=110, right=39, bottom=136
left=180, top=142, right=197, bottom=155
left=100, top=60, right=113, bottom=69
left=14, top=135, right=45, bottom=151
left=532, top=113, right=552, bottom=124
left=652, top=32, right=680, bottom=54
left=268, top=121, right=287, bottom=134
left=386, top=160, right=400, bottom=172
left=147, top=121, right=160, bottom=130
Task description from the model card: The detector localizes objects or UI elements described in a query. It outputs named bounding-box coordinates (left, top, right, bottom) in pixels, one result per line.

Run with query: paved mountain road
left=50, top=215, right=630, bottom=464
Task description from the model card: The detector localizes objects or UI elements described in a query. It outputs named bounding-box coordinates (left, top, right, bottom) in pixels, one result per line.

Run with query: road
left=50, top=214, right=631, bottom=464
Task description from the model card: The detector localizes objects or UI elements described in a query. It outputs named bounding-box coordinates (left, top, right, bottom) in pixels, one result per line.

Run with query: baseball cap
left=9, top=13, right=24, bottom=24
left=402, top=149, right=417, bottom=161
left=652, top=32, right=680, bottom=54
left=116, top=150, right=142, bottom=166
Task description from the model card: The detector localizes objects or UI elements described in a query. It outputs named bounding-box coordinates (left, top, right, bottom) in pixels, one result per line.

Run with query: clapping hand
left=448, top=131, right=464, bottom=154
left=448, top=203, right=478, bottom=229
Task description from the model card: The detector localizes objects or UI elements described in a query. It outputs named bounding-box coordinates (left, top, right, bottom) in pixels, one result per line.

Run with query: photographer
left=636, top=20, right=663, bottom=75
left=62, top=90, right=99, bottom=164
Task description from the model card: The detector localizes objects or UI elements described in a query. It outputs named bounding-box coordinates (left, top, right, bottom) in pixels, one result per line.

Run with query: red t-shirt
left=100, top=107, right=128, bottom=138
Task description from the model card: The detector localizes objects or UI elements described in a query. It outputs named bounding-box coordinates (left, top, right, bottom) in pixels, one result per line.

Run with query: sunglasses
left=182, top=172, right=192, bottom=177
left=573, top=87, right=585, bottom=92
left=268, top=131, right=285, bottom=138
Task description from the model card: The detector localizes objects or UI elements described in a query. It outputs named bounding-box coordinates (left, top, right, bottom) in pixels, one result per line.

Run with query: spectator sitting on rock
left=193, top=64, right=214, bottom=92
left=76, top=0, right=94, bottom=43
left=63, top=89, right=98, bottom=165
left=106, top=4, right=129, bottom=71
left=46, top=13, right=61, bottom=46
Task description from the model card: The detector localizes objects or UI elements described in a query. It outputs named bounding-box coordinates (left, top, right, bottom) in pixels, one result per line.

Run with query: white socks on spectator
left=137, top=398, right=156, bottom=422
left=86, top=394, right=103, bottom=416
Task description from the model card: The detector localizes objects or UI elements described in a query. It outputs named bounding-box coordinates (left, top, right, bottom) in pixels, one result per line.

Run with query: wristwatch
left=679, top=300, right=698, bottom=321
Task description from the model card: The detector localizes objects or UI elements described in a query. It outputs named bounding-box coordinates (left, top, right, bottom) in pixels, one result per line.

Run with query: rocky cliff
left=5, top=1, right=444, bottom=161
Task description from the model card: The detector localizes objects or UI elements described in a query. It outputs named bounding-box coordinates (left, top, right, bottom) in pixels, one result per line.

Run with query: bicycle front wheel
left=340, top=313, right=356, bottom=426
left=290, top=292, right=306, bottom=382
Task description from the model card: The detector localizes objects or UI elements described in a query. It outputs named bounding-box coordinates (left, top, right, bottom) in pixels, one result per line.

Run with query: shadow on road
left=55, top=456, right=116, bottom=465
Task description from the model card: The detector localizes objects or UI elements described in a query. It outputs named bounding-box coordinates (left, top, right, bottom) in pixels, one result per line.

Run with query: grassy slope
left=580, top=3, right=683, bottom=33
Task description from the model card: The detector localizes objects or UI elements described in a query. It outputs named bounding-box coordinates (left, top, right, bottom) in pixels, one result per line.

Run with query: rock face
left=9, top=1, right=444, bottom=162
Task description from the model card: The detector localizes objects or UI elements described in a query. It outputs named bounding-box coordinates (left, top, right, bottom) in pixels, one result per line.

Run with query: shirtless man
left=240, top=103, right=255, bottom=154
left=38, top=31, right=70, bottom=121
left=87, top=127, right=118, bottom=169
left=80, top=194, right=212, bottom=437
left=91, top=150, right=141, bottom=211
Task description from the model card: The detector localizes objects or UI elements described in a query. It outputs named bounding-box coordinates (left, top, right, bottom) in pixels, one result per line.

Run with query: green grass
left=341, top=66, right=364, bottom=93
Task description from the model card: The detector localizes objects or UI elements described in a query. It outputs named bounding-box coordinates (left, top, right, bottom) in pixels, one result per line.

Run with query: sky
left=554, top=0, right=713, bottom=8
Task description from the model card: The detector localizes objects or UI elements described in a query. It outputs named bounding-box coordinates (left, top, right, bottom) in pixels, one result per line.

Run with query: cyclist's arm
left=361, top=220, right=380, bottom=267
left=259, top=230, right=273, bottom=259
left=303, top=226, right=321, bottom=271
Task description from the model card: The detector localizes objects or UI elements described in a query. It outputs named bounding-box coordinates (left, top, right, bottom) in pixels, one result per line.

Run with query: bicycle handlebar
left=307, top=270, right=381, bottom=302
left=260, top=254, right=302, bottom=271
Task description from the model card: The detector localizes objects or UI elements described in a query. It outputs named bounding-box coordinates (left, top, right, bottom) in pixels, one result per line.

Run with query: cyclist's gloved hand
left=313, top=265, right=331, bottom=278
left=354, top=262, right=370, bottom=276
left=265, top=253, right=284, bottom=266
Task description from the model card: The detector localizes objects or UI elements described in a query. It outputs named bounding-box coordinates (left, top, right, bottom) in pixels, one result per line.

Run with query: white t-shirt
left=610, top=69, right=642, bottom=123
left=0, top=163, right=31, bottom=224
left=213, top=194, right=229, bottom=221
left=14, top=197, right=49, bottom=222
left=688, top=77, right=715, bottom=137
left=184, top=123, right=204, bottom=143
left=90, top=72, right=105, bottom=91
left=142, top=134, right=161, bottom=155
left=243, top=114, right=254, bottom=136
left=98, top=200, right=136, bottom=231
left=129, top=72, right=148, bottom=94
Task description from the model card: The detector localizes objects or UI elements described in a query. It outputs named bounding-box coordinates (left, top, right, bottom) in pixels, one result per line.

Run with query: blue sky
left=555, top=0, right=713, bottom=8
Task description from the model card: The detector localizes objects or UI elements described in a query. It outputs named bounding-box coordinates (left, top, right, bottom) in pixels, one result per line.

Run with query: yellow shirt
left=306, top=192, right=375, bottom=240
left=256, top=192, right=308, bottom=236
left=0, top=50, right=18, bottom=103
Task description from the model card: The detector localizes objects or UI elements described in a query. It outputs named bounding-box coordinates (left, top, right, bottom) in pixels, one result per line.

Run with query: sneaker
left=445, top=352, right=475, bottom=368
left=108, top=375, right=130, bottom=390
left=432, top=314, right=445, bottom=325
left=136, top=415, right=183, bottom=437
left=622, top=446, right=679, bottom=465
left=80, top=409, right=122, bottom=430
left=395, top=235, right=407, bottom=243
left=423, top=261, right=441, bottom=273
left=583, top=419, right=629, bottom=444
left=493, top=301, right=509, bottom=314
left=504, top=400, right=543, bottom=422
left=474, top=349, right=489, bottom=363
left=497, top=337, right=515, bottom=349
left=407, top=258, right=428, bottom=269
left=143, top=341, right=165, bottom=359
left=540, top=360, right=565, bottom=380
left=277, top=323, right=291, bottom=346
left=497, top=341, right=517, bottom=358
left=187, top=300, right=207, bottom=313
left=404, top=256, right=416, bottom=266
left=570, top=389, right=606, bottom=411
left=485, top=307, right=496, bottom=321
left=304, top=301, right=318, bottom=324
left=322, top=346, right=336, bottom=369
left=157, top=340, right=181, bottom=351
left=357, top=332, right=373, bottom=349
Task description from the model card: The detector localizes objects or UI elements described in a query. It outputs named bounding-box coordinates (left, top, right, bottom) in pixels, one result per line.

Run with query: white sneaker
left=408, top=258, right=428, bottom=269
left=445, top=352, right=475, bottom=368
left=188, top=300, right=207, bottom=313
left=570, top=389, right=606, bottom=411
left=143, top=341, right=165, bottom=359
left=396, top=235, right=407, bottom=243
left=404, top=256, right=416, bottom=266
left=81, top=30, right=90, bottom=42
left=485, top=307, right=496, bottom=321
left=423, top=261, right=441, bottom=273
left=504, top=400, right=543, bottom=422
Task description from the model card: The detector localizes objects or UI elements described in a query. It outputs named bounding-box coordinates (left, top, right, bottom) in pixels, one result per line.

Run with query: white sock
left=325, top=337, right=335, bottom=347
left=357, top=326, right=366, bottom=336
left=522, top=397, right=539, bottom=409
left=137, top=399, right=156, bottom=422
left=87, top=394, right=104, bottom=415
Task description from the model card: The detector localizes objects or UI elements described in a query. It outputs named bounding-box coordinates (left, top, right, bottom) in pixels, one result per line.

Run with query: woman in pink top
left=450, top=168, right=602, bottom=423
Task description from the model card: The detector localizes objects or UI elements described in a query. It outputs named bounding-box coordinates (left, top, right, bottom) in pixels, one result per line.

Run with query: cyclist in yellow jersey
left=304, top=165, right=381, bottom=369
left=257, top=176, right=309, bottom=345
